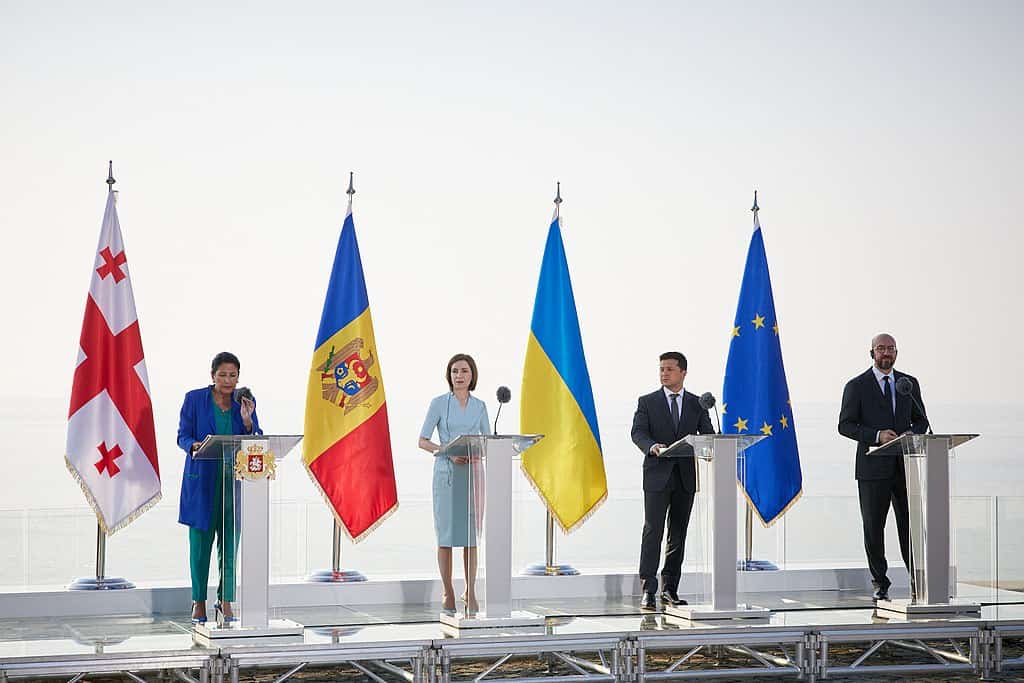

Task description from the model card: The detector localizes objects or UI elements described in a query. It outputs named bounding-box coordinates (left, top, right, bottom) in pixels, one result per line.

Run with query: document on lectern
left=436, top=434, right=544, bottom=459
left=866, top=433, right=919, bottom=457
left=436, top=434, right=485, bottom=460
left=867, top=432, right=979, bottom=457
left=657, top=437, right=696, bottom=458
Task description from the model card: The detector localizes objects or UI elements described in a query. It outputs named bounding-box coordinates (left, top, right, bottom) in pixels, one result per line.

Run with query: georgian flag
left=65, top=188, right=161, bottom=534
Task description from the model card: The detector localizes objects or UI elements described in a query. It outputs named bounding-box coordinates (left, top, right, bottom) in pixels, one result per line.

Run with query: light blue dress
left=420, top=393, right=491, bottom=547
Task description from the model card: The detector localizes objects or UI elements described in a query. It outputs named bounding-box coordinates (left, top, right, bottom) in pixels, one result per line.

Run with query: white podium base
left=875, top=599, right=981, bottom=617
left=193, top=618, right=304, bottom=645
left=439, top=610, right=545, bottom=629
left=666, top=603, right=771, bottom=621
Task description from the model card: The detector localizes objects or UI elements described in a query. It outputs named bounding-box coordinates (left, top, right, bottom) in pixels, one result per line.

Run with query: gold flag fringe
left=301, top=460, right=399, bottom=545
left=518, top=460, right=608, bottom=534
left=64, top=454, right=163, bottom=536
left=737, top=481, right=803, bottom=528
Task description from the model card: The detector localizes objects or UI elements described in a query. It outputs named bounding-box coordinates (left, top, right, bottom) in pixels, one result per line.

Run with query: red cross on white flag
left=65, top=186, right=161, bottom=535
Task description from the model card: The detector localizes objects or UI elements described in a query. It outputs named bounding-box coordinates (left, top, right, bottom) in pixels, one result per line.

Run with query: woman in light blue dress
left=418, top=353, right=490, bottom=614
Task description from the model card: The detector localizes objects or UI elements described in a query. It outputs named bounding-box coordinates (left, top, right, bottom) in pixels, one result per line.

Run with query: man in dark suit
left=838, top=333, right=929, bottom=601
left=631, top=351, right=715, bottom=610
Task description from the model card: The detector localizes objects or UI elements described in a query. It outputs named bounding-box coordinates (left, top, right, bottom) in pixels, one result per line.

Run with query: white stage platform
left=0, top=564, right=905, bottom=619
left=2, top=569, right=1022, bottom=682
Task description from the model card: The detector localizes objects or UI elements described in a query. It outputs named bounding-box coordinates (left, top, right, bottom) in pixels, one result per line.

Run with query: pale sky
left=1, top=2, right=1022, bottom=505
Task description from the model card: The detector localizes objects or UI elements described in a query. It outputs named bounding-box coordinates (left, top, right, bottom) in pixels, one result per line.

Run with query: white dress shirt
left=663, top=385, right=684, bottom=413
left=871, top=366, right=897, bottom=444
left=650, top=386, right=685, bottom=455
left=871, top=366, right=897, bottom=416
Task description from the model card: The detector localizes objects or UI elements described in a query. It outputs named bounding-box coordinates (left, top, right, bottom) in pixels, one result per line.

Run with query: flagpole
left=524, top=181, right=579, bottom=577
left=308, top=171, right=367, bottom=584
left=95, top=160, right=116, bottom=581
left=738, top=189, right=779, bottom=572
left=70, top=162, right=135, bottom=591
left=743, top=190, right=757, bottom=570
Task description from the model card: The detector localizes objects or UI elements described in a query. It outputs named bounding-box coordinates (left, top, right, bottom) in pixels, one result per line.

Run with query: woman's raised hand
left=240, top=396, right=255, bottom=430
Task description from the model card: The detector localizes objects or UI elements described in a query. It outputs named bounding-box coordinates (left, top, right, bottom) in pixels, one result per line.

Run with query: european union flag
left=722, top=204, right=802, bottom=526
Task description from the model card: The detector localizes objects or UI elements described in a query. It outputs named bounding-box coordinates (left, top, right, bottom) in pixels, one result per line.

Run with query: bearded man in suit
left=631, top=351, right=715, bottom=611
left=838, top=333, right=929, bottom=601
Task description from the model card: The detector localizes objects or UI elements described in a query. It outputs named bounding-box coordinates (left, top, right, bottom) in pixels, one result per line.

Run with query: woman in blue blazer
left=177, top=351, right=261, bottom=624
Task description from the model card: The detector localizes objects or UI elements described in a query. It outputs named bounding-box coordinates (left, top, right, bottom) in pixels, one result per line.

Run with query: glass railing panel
left=952, top=496, right=993, bottom=600
left=738, top=496, right=784, bottom=568
left=511, top=491, right=547, bottom=573
left=996, top=496, right=1024, bottom=599
left=25, top=508, right=96, bottom=588
left=297, top=499, right=438, bottom=580
left=555, top=493, right=644, bottom=572
left=302, top=500, right=333, bottom=577
left=270, top=500, right=305, bottom=582
left=102, top=504, right=187, bottom=585
left=781, top=495, right=865, bottom=566
left=0, top=511, right=27, bottom=588
left=0, top=493, right=1011, bottom=594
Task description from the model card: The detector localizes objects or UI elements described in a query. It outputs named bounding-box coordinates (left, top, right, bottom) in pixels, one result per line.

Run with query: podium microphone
left=233, top=386, right=254, bottom=404
left=895, top=376, right=932, bottom=435
left=494, top=386, right=511, bottom=435
left=699, top=392, right=721, bottom=433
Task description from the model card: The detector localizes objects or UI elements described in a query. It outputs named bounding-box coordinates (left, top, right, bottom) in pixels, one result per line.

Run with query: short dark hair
left=211, top=351, right=241, bottom=374
left=446, top=353, right=478, bottom=391
left=659, top=351, right=687, bottom=371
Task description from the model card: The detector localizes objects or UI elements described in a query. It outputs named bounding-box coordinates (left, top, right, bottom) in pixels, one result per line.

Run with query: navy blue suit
left=631, top=388, right=715, bottom=595
left=838, top=368, right=929, bottom=590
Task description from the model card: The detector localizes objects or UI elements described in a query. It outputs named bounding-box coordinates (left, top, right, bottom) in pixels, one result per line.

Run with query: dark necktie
left=882, top=376, right=894, bottom=419
left=670, top=393, right=680, bottom=429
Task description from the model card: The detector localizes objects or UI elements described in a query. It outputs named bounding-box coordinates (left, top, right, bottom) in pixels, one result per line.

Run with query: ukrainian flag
left=521, top=215, right=607, bottom=532
left=722, top=203, right=802, bottom=526
left=303, top=204, right=398, bottom=542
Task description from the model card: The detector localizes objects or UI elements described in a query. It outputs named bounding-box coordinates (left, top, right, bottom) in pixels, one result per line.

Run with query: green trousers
left=189, top=467, right=237, bottom=602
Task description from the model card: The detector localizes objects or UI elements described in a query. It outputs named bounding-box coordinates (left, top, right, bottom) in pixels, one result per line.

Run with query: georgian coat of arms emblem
left=317, top=338, right=379, bottom=414
left=234, top=444, right=277, bottom=481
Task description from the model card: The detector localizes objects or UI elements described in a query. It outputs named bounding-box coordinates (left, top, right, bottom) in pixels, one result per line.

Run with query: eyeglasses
left=873, top=345, right=897, bottom=353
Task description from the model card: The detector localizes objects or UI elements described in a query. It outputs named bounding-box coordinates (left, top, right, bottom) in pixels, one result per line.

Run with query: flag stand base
left=522, top=563, right=579, bottom=576
left=68, top=577, right=135, bottom=590
left=306, top=569, right=367, bottom=583
left=738, top=559, right=779, bottom=571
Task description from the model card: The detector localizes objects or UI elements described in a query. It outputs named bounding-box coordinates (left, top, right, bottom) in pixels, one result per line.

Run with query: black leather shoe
left=872, top=587, right=889, bottom=601
left=660, top=590, right=687, bottom=606
left=640, top=592, right=657, bottom=611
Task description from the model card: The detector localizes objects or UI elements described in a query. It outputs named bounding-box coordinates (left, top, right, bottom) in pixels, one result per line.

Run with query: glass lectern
left=659, top=434, right=770, bottom=620
left=191, top=434, right=304, bottom=642
left=871, top=433, right=980, bottom=616
left=436, top=433, right=544, bottom=629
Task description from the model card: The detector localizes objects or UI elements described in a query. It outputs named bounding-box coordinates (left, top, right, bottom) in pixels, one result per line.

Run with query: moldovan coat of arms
left=317, top=338, right=379, bottom=414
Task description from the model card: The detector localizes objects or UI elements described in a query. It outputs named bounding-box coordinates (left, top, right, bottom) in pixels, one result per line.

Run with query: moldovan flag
left=521, top=215, right=607, bottom=532
left=66, top=186, right=161, bottom=535
left=303, top=203, right=398, bottom=542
